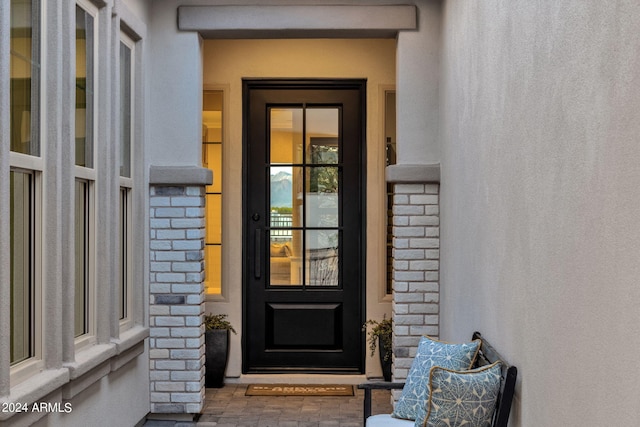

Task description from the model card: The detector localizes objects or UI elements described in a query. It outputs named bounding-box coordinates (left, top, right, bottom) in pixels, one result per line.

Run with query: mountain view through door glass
left=269, top=108, right=340, bottom=287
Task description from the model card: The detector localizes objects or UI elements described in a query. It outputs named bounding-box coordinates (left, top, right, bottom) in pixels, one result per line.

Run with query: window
left=10, top=0, right=40, bottom=157
left=75, top=4, right=94, bottom=169
left=119, top=34, right=134, bottom=323
left=74, top=3, right=96, bottom=344
left=202, top=90, right=224, bottom=296
left=4, top=0, right=148, bottom=401
left=385, top=90, right=396, bottom=295
left=9, top=0, right=41, bottom=373
left=10, top=171, right=35, bottom=364
left=74, top=179, right=90, bottom=337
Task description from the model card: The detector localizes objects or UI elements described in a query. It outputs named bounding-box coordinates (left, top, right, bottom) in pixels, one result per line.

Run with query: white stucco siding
left=121, top=0, right=150, bottom=24
left=147, top=4, right=203, bottom=167
left=440, top=1, right=640, bottom=425
left=396, top=0, right=441, bottom=165
left=31, top=356, right=150, bottom=427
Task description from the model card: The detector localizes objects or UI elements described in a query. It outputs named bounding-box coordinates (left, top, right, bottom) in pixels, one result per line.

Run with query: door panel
left=243, top=80, right=366, bottom=373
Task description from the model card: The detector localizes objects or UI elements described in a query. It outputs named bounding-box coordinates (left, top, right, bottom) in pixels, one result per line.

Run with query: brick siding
left=149, top=185, right=205, bottom=414
left=391, top=183, right=440, bottom=382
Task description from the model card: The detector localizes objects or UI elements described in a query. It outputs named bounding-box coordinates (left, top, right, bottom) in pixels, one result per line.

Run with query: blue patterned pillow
left=392, top=336, right=480, bottom=421
left=415, top=362, right=503, bottom=427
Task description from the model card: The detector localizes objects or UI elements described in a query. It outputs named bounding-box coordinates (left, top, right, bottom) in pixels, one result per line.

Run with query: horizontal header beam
left=178, top=5, right=417, bottom=38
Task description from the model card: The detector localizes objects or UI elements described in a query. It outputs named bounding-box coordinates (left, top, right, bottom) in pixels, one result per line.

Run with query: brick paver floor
left=143, top=384, right=393, bottom=427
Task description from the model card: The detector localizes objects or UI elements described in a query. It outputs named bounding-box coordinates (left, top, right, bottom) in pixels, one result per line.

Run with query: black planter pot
left=205, top=329, right=230, bottom=388
left=379, top=335, right=392, bottom=382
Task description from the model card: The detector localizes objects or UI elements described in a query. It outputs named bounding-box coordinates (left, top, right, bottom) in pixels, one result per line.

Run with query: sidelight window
left=202, top=90, right=224, bottom=296
left=384, top=90, right=396, bottom=295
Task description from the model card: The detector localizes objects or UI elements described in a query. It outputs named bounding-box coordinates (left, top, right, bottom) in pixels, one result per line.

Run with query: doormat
left=245, top=384, right=354, bottom=397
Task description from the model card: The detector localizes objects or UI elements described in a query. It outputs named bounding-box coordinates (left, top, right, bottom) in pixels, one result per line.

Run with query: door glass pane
left=10, top=0, right=40, bottom=156
left=306, top=166, right=339, bottom=228
left=306, top=109, right=339, bottom=164
left=268, top=107, right=341, bottom=288
left=270, top=166, right=301, bottom=219
left=10, top=171, right=34, bottom=364
left=75, top=6, right=94, bottom=168
left=271, top=108, right=303, bottom=164
left=270, top=230, right=302, bottom=286
left=306, top=230, right=339, bottom=287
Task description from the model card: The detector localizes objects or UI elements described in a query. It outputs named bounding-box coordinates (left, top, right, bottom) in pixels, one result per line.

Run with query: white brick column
left=391, top=183, right=440, bottom=382
left=149, top=185, right=205, bottom=415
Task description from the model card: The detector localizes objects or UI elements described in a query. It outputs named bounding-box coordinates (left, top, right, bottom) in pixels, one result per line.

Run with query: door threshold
left=229, top=373, right=368, bottom=385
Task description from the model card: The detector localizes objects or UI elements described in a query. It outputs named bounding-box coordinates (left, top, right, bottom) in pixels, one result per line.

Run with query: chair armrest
left=358, top=381, right=405, bottom=424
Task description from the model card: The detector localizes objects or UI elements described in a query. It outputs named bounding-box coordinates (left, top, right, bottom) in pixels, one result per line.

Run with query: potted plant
left=204, top=313, right=237, bottom=388
left=363, top=316, right=393, bottom=381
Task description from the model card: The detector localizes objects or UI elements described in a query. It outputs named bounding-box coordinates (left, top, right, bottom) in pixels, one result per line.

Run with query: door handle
left=254, top=228, right=261, bottom=279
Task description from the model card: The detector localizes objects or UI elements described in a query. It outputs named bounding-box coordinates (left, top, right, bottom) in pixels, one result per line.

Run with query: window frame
left=118, top=31, right=135, bottom=330
left=202, top=86, right=228, bottom=301
left=8, top=164, right=43, bottom=386
left=7, top=0, right=44, bottom=386
left=73, top=0, right=98, bottom=350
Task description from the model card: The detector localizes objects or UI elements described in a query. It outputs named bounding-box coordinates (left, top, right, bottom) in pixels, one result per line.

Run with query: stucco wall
left=31, top=356, right=150, bottom=427
left=440, top=1, right=640, bottom=425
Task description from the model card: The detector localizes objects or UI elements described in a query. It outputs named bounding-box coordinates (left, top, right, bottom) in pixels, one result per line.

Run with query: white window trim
left=73, top=177, right=97, bottom=350
left=7, top=0, right=44, bottom=385
left=118, top=31, right=135, bottom=331
left=8, top=170, right=44, bottom=386
left=118, top=187, right=133, bottom=330
left=73, top=0, right=98, bottom=351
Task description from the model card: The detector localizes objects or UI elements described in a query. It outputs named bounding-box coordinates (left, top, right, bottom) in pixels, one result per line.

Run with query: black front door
left=243, top=80, right=366, bottom=373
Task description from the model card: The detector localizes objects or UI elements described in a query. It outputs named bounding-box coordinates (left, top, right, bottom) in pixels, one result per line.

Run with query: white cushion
left=366, top=414, right=413, bottom=427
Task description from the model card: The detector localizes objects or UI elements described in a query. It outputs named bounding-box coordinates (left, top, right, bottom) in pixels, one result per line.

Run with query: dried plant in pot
left=363, top=316, right=393, bottom=381
left=204, top=314, right=237, bottom=388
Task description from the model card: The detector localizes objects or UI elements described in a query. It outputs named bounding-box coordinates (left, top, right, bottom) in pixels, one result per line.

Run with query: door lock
left=251, top=213, right=261, bottom=221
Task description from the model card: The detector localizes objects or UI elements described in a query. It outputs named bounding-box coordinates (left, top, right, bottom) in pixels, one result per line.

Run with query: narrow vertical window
left=385, top=90, right=396, bottom=295
left=74, top=180, right=89, bottom=337
left=10, top=0, right=40, bottom=156
left=202, top=90, right=223, bottom=296
left=9, top=171, right=34, bottom=364
left=75, top=5, right=93, bottom=168
left=119, top=35, right=134, bottom=323
left=120, top=41, right=131, bottom=178
left=119, top=188, right=129, bottom=320
left=74, top=3, right=96, bottom=342
left=9, top=0, right=41, bottom=369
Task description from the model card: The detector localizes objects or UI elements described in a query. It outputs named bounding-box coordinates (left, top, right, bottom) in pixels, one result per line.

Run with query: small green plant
left=204, top=314, right=237, bottom=334
left=363, top=316, right=392, bottom=361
